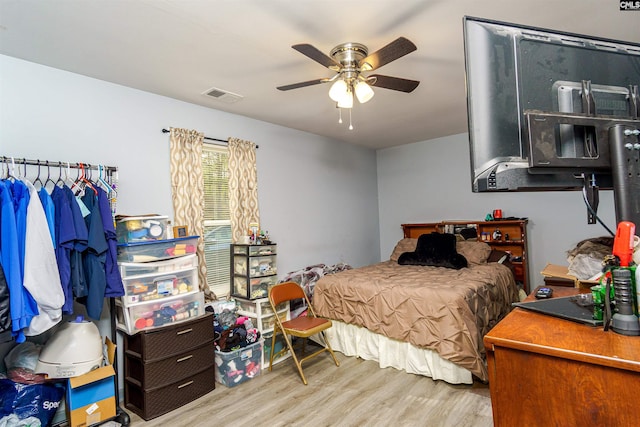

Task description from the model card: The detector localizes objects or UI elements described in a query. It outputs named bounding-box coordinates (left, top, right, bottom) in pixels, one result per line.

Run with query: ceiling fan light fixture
left=329, top=79, right=348, bottom=102
left=337, top=90, right=353, bottom=109
left=354, top=80, right=374, bottom=103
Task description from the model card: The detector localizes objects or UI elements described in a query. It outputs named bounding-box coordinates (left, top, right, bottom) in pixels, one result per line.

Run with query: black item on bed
left=398, top=232, right=468, bottom=269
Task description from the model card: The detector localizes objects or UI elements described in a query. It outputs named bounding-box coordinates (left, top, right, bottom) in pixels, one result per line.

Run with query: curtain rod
left=161, top=128, right=258, bottom=148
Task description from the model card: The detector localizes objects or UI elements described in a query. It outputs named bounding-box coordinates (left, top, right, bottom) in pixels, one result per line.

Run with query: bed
left=312, top=223, right=519, bottom=384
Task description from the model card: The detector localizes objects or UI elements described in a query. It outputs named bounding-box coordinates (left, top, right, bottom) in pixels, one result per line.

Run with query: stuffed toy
left=398, top=232, right=468, bottom=269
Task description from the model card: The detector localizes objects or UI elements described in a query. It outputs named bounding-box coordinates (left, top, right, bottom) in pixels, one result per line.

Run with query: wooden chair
left=268, top=281, right=339, bottom=385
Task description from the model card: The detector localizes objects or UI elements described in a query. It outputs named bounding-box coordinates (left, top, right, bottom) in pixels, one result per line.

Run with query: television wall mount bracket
left=525, top=110, right=640, bottom=227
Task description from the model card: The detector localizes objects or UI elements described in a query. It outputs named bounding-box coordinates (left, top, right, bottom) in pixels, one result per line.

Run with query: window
left=202, top=144, right=232, bottom=298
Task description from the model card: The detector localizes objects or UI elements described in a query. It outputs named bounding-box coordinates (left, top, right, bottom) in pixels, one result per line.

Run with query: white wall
left=0, top=54, right=381, bottom=385
left=2, top=53, right=623, bottom=300
left=0, top=54, right=381, bottom=281
left=2, top=53, right=618, bottom=295
left=377, top=133, right=617, bottom=288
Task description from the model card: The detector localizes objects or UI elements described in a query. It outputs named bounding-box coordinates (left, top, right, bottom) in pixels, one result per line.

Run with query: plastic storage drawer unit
left=235, top=298, right=287, bottom=317
left=120, top=262, right=198, bottom=305
left=232, top=275, right=278, bottom=301
left=116, top=291, right=204, bottom=334
left=119, top=254, right=198, bottom=277
left=231, top=243, right=278, bottom=299
left=117, top=236, right=199, bottom=263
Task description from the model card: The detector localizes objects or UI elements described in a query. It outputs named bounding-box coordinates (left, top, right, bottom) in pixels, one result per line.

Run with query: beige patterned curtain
left=228, top=137, right=260, bottom=242
left=169, top=127, right=213, bottom=300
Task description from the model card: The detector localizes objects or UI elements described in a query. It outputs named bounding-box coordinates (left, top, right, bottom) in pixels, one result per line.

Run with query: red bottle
left=613, top=221, right=636, bottom=267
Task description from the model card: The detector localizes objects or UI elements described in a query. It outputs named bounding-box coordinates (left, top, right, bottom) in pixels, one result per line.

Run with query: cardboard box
left=65, top=338, right=117, bottom=427
left=541, top=263, right=601, bottom=290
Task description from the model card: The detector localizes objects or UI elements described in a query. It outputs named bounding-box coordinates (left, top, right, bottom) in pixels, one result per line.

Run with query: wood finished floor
left=124, top=351, right=493, bottom=427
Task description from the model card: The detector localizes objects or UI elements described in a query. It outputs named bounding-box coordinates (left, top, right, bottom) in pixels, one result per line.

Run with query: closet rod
left=1, top=156, right=117, bottom=173
left=161, top=128, right=259, bottom=148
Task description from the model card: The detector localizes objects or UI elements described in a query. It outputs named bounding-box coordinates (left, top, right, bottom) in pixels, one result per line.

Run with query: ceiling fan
left=277, top=37, right=420, bottom=108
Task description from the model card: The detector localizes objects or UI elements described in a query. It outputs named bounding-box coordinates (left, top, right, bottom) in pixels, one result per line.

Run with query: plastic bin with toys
left=214, top=340, right=262, bottom=387
left=116, top=215, right=169, bottom=243
left=208, top=299, right=263, bottom=387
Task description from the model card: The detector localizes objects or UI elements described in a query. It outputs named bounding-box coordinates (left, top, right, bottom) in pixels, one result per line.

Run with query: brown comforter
left=313, top=260, right=519, bottom=381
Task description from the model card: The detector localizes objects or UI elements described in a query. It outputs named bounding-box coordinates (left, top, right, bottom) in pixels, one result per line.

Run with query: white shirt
left=22, top=180, right=64, bottom=336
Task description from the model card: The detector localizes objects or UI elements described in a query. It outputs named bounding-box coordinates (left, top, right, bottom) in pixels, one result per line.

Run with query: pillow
left=390, top=238, right=418, bottom=262
left=456, top=241, right=492, bottom=265
left=398, top=233, right=468, bottom=269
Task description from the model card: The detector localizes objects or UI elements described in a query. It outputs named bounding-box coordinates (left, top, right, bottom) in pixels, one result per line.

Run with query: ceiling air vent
left=202, top=87, right=243, bottom=104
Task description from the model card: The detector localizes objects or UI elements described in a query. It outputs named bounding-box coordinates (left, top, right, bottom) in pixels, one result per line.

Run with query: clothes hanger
left=44, top=161, right=56, bottom=191
left=0, top=157, right=6, bottom=180
left=56, top=162, right=66, bottom=187
left=70, top=162, right=85, bottom=195
left=79, top=163, right=97, bottom=195
left=20, top=158, right=27, bottom=180
left=33, top=160, right=44, bottom=189
left=97, top=165, right=113, bottom=194
left=7, top=157, right=17, bottom=180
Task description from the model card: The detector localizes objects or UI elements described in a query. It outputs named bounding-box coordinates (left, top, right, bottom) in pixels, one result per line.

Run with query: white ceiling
left=1, top=0, right=637, bottom=150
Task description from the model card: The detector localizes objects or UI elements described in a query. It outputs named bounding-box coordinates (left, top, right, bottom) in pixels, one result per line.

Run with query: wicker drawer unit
left=125, top=341, right=214, bottom=389
left=124, top=312, right=215, bottom=420
left=125, top=312, right=213, bottom=360
left=124, top=365, right=215, bottom=421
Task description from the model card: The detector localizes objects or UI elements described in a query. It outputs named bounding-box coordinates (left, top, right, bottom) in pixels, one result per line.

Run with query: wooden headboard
left=401, top=221, right=478, bottom=238
left=401, top=223, right=439, bottom=238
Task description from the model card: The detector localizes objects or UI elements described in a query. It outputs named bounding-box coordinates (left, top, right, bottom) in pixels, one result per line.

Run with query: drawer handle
left=176, top=328, right=193, bottom=335
left=176, top=355, right=193, bottom=363
left=178, top=380, right=194, bottom=389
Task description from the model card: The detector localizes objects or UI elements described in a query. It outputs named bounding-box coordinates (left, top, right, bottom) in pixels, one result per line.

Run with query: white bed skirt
left=325, top=320, right=473, bottom=385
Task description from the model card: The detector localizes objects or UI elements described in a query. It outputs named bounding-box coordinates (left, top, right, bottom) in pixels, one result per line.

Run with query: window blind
left=202, top=145, right=231, bottom=299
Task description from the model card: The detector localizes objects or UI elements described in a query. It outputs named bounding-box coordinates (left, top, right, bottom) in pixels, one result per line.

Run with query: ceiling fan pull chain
left=338, top=107, right=343, bottom=124
left=349, top=109, right=353, bottom=130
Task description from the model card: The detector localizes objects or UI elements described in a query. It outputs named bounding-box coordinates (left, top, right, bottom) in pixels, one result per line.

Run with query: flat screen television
left=463, top=16, right=640, bottom=194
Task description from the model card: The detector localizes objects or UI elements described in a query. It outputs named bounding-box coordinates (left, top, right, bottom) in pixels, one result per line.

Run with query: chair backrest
left=269, top=281, right=306, bottom=306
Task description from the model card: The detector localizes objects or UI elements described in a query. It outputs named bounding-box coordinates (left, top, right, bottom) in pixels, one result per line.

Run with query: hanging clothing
left=0, top=162, right=119, bottom=341
left=38, top=187, right=56, bottom=248
left=97, top=187, right=124, bottom=298
left=63, top=185, right=89, bottom=299
left=51, top=185, right=76, bottom=314
left=22, top=180, right=64, bottom=336
left=0, top=253, right=12, bottom=343
left=0, top=180, right=37, bottom=343
left=79, top=191, right=108, bottom=320
left=11, top=180, right=30, bottom=280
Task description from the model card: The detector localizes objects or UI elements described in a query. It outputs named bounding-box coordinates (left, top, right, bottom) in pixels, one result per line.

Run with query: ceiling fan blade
left=359, top=37, right=417, bottom=71
left=277, top=78, right=329, bottom=91
left=292, top=44, right=341, bottom=71
left=369, top=75, right=420, bottom=93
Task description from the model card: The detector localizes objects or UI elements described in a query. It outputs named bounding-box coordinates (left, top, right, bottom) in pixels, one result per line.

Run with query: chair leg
left=320, top=331, right=340, bottom=367
left=281, top=333, right=308, bottom=385
left=269, top=328, right=278, bottom=371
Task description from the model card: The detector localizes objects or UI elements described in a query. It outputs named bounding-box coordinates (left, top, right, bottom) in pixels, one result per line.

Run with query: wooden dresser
left=484, top=286, right=640, bottom=426
left=124, top=312, right=215, bottom=420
